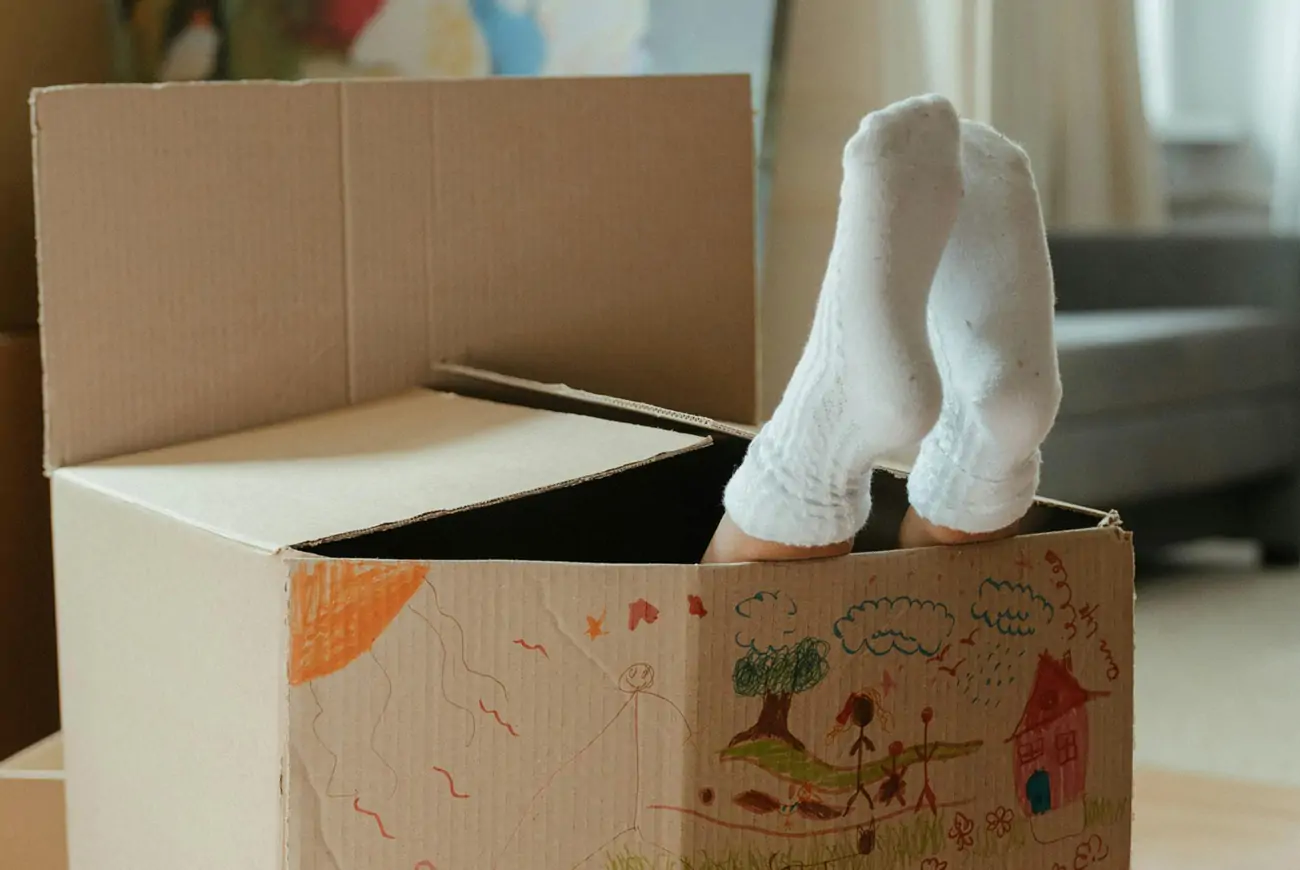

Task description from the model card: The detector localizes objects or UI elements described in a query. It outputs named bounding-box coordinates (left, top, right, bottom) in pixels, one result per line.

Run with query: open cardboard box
left=0, top=731, right=66, bottom=870
left=32, top=76, right=1134, bottom=870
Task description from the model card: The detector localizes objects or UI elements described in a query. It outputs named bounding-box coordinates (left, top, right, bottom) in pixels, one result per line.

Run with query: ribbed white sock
left=725, top=95, right=963, bottom=547
left=907, top=120, right=1062, bottom=532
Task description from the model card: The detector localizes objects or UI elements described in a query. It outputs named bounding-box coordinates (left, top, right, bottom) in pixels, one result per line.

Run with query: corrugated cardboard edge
left=432, top=363, right=758, bottom=440
left=29, top=87, right=54, bottom=475
left=872, top=460, right=1122, bottom=530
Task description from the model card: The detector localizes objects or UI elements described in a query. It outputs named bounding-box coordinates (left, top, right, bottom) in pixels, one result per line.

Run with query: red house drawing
left=1007, top=652, right=1109, bottom=816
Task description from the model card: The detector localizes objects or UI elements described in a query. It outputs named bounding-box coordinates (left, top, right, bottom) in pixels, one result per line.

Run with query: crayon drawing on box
left=285, top=541, right=1129, bottom=869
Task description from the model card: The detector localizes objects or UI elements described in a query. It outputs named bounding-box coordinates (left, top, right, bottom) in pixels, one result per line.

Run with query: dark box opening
left=304, top=433, right=1102, bottom=565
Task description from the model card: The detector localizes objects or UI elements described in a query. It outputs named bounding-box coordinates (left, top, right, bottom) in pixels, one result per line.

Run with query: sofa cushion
left=1055, top=308, right=1300, bottom=418
left=1042, top=395, right=1300, bottom=506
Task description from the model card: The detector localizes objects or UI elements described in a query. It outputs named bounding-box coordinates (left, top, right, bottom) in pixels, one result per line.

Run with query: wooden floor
left=1133, top=767, right=1300, bottom=869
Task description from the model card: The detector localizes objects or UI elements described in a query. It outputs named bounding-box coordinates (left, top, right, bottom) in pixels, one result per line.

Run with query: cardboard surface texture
left=0, top=3, right=111, bottom=330
left=0, top=332, right=59, bottom=761
left=33, top=77, right=1135, bottom=870
left=33, top=75, right=756, bottom=470
left=0, top=732, right=67, bottom=870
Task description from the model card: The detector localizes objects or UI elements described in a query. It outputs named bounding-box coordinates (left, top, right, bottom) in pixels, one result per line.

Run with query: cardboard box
left=0, top=331, right=59, bottom=761
left=0, top=3, right=112, bottom=330
left=32, top=76, right=1134, bottom=870
left=0, top=732, right=67, bottom=870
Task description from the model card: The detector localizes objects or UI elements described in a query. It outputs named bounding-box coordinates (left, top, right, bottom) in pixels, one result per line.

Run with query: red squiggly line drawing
left=1078, top=603, right=1102, bottom=639
left=431, top=766, right=470, bottom=799
left=1100, top=640, right=1121, bottom=681
left=1048, top=549, right=1122, bottom=682
left=479, top=700, right=520, bottom=737
left=414, top=861, right=437, bottom=870
left=353, top=796, right=396, bottom=840
left=513, top=638, right=549, bottom=658
left=1046, top=550, right=1080, bottom=641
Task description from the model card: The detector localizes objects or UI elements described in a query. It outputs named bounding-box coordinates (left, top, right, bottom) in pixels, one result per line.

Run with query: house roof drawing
left=1008, top=651, right=1110, bottom=742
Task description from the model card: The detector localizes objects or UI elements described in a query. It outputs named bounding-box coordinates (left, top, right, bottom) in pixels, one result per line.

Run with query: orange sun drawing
left=586, top=609, right=609, bottom=640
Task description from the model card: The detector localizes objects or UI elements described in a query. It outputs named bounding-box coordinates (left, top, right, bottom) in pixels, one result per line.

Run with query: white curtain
left=1257, top=0, right=1300, bottom=232
left=761, top=0, right=1167, bottom=414
left=920, top=0, right=1167, bottom=230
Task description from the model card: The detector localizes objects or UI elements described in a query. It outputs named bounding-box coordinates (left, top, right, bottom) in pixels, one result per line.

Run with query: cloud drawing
left=833, top=596, right=955, bottom=657
left=734, top=590, right=800, bottom=651
left=970, top=579, right=1054, bottom=637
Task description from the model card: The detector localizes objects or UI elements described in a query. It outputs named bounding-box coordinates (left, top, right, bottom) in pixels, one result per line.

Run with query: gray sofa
left=1043, top=234, right=1300, bottom=561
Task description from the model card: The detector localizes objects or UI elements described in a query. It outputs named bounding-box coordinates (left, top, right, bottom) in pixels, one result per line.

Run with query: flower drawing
left=921, top=859, right=949, bottom=870
left=947, top=812, right=975, bottom=851
left=985, top=805, right=1014, bottom=837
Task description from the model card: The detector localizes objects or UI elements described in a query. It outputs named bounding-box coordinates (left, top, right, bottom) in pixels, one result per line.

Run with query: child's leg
left=900, top=120, right=1061, bottom=548
left=704, top=95, right=963, bottom=563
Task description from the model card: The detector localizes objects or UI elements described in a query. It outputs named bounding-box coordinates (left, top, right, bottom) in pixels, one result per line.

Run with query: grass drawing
left=1084, top=794, right=1130, bottom=829
left=721, top=738, right=985, bottom=794
left=601, top=812, right=948, bottom=870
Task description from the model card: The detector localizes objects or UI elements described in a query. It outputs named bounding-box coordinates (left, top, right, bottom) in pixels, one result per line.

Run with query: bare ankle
left=897, top=505, right=1020, bottom=549
left=702, top=514, right=854, bottom=564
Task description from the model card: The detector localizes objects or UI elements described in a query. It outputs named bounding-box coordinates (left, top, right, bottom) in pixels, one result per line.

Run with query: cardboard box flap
left=57, top=390, right=711, bottom=553
left=0, top=732, right=62, bottom=773
left=33, top=75, right=757, bottom=471
left=432, top=363, right=758, bottom=439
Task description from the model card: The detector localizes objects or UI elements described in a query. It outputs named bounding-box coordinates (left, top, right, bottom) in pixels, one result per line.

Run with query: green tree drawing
left=730, top=636, right=830, bottom=750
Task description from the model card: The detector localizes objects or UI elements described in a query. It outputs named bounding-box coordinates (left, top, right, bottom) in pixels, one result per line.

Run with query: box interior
left=305, top=434, right=1105, bottom=565
left=302, top=366, right=1109, bottom=564
left=305, top=437, right=747, bottom=563
left=62, top=369, right=1107, bottom=567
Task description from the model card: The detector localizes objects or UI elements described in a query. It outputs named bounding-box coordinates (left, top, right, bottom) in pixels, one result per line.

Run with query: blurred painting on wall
left=115, top=0, right=650, bottom=82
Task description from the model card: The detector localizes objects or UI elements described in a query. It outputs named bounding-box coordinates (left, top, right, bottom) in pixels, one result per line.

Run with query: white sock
left=907, top=121, right=1062, bottom=533
left=725, top=95, right=963, bottom=547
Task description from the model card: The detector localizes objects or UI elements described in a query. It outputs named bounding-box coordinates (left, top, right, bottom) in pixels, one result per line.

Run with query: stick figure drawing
left=493, top=663, right=694, bottom=869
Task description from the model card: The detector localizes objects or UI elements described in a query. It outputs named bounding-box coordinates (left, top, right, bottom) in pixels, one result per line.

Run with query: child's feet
left=896, top=508, right=1020, bottom=550
left=718, top=94, right=963, bottom=553
left=702, top=514, right=853, bottom=563
left=703, top=113, right=1060, bottom=564
left=904, top=120, right=1061, bottom=539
